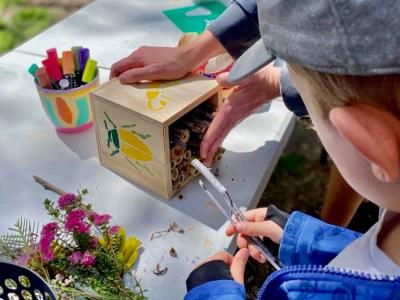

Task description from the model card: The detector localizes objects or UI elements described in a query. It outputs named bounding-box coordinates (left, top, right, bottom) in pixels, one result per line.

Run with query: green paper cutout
left=163, top=1, right=226, bottom=34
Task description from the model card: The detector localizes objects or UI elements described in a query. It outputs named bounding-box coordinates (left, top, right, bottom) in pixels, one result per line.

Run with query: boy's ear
left=329, top=104, right=400, bottom=182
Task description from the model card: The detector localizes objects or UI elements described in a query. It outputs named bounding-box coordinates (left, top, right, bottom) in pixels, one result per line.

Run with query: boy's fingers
left=236, top=234, right=248, bottom=249
left=230, top=249, right=249, bottom=285
left=248, top=244, right=266, bottom=264
left=235, top=220, right=282, bottom=243
left=225, top=224, right=236, bottom=236
left=196, top=251, right=233, bottom=269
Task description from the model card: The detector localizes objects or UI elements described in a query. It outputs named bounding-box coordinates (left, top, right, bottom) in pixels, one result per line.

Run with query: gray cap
left=229, top=0, right=400, bottom=84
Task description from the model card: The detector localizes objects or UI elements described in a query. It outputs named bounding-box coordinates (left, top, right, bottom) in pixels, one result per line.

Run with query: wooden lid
left=92, top=74, right=220, bottom=126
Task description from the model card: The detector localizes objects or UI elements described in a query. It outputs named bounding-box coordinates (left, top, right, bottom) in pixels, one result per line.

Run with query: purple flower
left=69, top=251, right=83, bottom=265
left=57, top=193, right=77, bottom=209
left=39, top=222, right=58, bottom=262
left=89, top=211, right=111, bottom=226
left=81, top=251, right=96, bottom=268
left=16, top=253, right=32, bottom=267
left=65, top=209, right=90, bottom=234
left=109, top=225, right=120, bottom=235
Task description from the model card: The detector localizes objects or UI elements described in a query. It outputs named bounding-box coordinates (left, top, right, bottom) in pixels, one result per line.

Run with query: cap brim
left=228, top=39, right=275, bottom=84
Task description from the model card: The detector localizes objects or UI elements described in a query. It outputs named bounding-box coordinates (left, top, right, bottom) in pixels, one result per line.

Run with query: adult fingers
left=230, top=249, right=249, bottom=285
left=119, top=64, right=163, bottom=84
left=225, top=208, right=268, bottom=237
left=110, top=56, right=143, bottom=79
left=248, top=244, right=267, bottom=264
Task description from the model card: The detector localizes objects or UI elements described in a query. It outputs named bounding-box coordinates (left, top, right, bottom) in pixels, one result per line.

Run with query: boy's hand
left=225, top=207, right=284, bottom=264
left=194, top=249, right=249, bottom=284
left=200, top=64, right=281, bottom=165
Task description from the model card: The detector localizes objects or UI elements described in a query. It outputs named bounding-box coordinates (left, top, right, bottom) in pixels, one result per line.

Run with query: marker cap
left=36, top=67, right=51, bottom=89
left=72, top=46, right=82, bottom=71
left=46, top=48, right=58, bottom=61
left=81, top=59, right=97, bottom=84
left=42, top=58, right=63, bottom=81
left=28, top=64, right=39, bottom=78
left=79, top=48, right=90, bottom=72
left=62, top=51, right=75, bottom=75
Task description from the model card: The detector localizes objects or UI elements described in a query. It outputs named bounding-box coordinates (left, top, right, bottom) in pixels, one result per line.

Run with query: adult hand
left=110, top=30, right=225, bottom=84
left=200, top=63, right=281, bottom=165
left=225, top=208, right=283, bottom=264
left=110, top=46, right=192, bottom=83
left=196, top=249, right=250, bottom=285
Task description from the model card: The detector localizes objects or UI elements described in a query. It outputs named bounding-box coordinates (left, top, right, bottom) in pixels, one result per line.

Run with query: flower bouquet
left=0, top=178, right=146, bottom=300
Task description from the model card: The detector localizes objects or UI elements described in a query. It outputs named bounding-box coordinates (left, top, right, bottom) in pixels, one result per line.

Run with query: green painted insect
left=103, top=112, right=153, bottom=175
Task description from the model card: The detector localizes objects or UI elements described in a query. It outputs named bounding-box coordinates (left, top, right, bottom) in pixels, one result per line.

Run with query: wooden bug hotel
left=90, top=74, right=224, bottom=198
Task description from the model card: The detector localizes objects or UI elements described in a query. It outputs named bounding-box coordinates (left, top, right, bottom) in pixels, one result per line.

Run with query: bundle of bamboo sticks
left=169, top=102, right=224, bottom=191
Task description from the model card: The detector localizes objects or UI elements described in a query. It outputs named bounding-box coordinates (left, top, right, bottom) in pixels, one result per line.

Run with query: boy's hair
left=288, top=63, right=400, bottom=117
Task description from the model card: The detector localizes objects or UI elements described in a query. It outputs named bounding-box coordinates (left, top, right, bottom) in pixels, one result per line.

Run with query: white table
left=1, top=1, right=295, bottom=299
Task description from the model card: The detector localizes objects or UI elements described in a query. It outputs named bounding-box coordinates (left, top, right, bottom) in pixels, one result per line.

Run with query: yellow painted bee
left=104, top=112, right=153, bottom=176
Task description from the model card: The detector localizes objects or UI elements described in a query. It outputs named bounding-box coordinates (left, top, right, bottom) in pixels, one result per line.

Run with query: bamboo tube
left=171, top=128, right=190, bottom=144
left=189, top=166, right=200, bottom=176
left=172, top=180, right=182, bottom=191
left=193, top=107, right=215, bottom=121
left=181, top=120, right=203, bottom=134
left=171, top=144, right=185, bottom=162
left=171, top=168, right=179, bottom=181
left=183, top=149, right=192, bottom=160
left=170, top=159, right=177, bottom=169
left=178, top=173, right=186, bottom=183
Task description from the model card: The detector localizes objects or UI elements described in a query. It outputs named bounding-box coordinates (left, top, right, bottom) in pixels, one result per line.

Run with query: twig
left=33, top=175, right=67, bottom=196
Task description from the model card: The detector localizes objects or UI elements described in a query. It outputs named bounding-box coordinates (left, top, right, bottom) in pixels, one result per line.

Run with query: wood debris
left=150, top=222, right=185, bottom=241
left=153, top=263, right=168, bottom=276
left=169, top=247, right=177, bottom=258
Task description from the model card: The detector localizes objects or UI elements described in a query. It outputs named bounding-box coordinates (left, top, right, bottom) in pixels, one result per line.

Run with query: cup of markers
left=29, top=46, right=99, bottom=133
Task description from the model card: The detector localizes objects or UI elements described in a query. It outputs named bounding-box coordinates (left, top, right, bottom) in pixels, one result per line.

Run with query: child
left=184, top=0, right=400, bottom=299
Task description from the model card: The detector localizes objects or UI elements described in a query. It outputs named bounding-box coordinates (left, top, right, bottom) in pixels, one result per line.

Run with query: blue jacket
left=184, top=212, right=400, bottom=300
left=208, top=0, right=308, bottom=117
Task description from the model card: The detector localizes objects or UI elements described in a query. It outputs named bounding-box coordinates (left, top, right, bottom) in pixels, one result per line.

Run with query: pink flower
left=89, top=211, right=111, bottom=226
left=16, top=253, right=32, bottom=267
left=69, top=251, right=83, bottom=265
left=39, top=222, right=58, bottom=262
left=57, top=193, right=77, bottom=209
left=109, top=225, right=120, bottom=235
left=81, top=251, right=96, bottom=268
left=65, top=209, right=90, bottom=234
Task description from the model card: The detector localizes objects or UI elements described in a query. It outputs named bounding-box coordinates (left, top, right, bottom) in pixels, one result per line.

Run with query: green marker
left=28, top=63, right=39, bottom=78
left=72, top=46, right=82, bottom=84
left=81, top=58, right=97, bottom=84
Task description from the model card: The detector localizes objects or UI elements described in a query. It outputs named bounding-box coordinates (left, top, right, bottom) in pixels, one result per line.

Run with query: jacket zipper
left=257, top=265, right=400, bottom=300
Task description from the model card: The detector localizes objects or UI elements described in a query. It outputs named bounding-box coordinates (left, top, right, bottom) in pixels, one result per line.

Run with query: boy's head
left=287, top=64, right=400, bottom=212
left=228, top=0, right=400, bottom=211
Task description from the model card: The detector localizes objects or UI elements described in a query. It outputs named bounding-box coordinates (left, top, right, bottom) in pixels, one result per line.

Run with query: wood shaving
left=150, top=222, right=185, bottom=241
left=169, top=247, right=177, bottom=258
left=153, top=263, right=168, bottom=276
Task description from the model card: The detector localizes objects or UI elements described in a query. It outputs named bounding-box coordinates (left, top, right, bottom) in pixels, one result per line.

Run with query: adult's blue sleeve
left=279, top=211, right=362, bottom=266
left=207, top=0, right=260, bottom=58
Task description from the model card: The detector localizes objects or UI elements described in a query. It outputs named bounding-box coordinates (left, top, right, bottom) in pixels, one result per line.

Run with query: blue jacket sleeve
left=184, top=280, right=246, bottom=300
left=207, top=0, right=259, bottom=58
left=279, top=211, right=362, bottom=266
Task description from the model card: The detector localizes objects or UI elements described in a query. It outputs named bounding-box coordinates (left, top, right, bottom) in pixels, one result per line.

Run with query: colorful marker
left=72, top=46, right=82, bottom=84
left=82, top=59, right=97, bottom=84
left=28, top=64, right=39, bottom=78
left=35, top=67, right=52, bottom=89
left=42, top=58, right=62, bottom=89
left=62, top=51, right=77, bottom=88
left=46, top=48, right=58, bottom=61
left=79, top=48, right=90, bottom=72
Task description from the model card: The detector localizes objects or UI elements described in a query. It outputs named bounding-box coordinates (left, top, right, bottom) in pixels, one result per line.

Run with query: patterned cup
left=35, top=73, right=100, bottom=133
